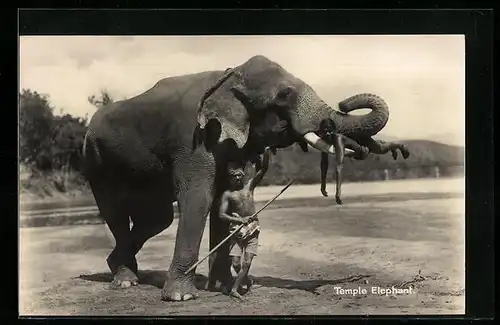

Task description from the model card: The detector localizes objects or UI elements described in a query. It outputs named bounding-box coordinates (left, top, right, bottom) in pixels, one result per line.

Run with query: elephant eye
left=277, top=86, right=293, bottom=99
left=272, top=106, right=289, bottom=121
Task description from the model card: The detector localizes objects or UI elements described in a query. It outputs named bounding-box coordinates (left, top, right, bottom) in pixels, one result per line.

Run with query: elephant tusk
left=303, top=132, right=355, bottom=155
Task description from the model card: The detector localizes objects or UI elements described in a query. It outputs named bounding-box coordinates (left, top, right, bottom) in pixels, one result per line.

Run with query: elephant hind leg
left=128, top=180, right=176, bottom=260
left=89, top=178, right=138, bottom=288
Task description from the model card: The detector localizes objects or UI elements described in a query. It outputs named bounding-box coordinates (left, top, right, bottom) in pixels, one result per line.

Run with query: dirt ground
left=19, top=184, right=465, bottom=316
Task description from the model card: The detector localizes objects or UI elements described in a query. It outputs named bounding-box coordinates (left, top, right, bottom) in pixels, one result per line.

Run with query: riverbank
left=20, top=176, right=464, bottom=207
left=19, top=177, right=464, bottom=228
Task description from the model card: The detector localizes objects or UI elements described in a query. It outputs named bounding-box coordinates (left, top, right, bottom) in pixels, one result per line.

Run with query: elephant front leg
left=161, top=179, right=213, bottom=302
left=207, top=202, right=233, bottom=293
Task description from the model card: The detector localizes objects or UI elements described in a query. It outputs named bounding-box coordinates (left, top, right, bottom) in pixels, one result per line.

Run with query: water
left=20, top=177, right=464, bottom=214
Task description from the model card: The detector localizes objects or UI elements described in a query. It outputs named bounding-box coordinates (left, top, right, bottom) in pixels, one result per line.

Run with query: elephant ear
left=193, top=68, right=250, bottom=152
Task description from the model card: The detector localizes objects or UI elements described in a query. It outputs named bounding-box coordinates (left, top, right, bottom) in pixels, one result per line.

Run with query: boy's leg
left=231, top=251, right=255, bottom=300
left=230, top=234, right=258, bottom=300
left=231, top=255, right=242, bottom=275
left=242, top=233, right=258, bottom=291
left=230, top=239, right=243, bottom=273
left=224, top=239, right=242, bottom=295
left=207, top=238, right=239, bottom=292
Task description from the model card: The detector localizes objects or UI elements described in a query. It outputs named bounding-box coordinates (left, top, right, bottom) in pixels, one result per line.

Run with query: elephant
left=82, top=55, right=390, bottom=302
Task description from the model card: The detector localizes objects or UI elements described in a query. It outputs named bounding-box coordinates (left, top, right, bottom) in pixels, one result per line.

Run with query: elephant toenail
left=182, top=294, right=193, bottom=300
left=132, top=280, right=138, bottom=286
left=173, top=292, right=182, bottom=301
left=121, top=280, right=131, bottom=288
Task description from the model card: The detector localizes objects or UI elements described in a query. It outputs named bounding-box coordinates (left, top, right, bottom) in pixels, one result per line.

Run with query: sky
left=19, top=35, right=465, bottom=146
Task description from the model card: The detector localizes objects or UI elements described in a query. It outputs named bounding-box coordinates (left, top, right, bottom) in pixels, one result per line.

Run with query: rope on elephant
left=184, top=179, right=295, bottom=275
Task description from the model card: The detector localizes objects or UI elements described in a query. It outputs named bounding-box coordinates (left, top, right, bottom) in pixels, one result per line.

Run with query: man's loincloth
left=229, top=219, right=260, bottom=256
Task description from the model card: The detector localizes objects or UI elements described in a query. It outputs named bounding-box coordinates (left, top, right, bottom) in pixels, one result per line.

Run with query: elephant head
left=192, top=55, right=389, bottom=161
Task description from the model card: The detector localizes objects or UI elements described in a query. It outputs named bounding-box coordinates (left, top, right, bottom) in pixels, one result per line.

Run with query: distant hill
left=258, top=139, right=465, bottom=185
left=428, top=133, right=464, bottom=147
left=374, top=134, right=404, bottom=143
left=377, top=134, right=464, bottom=147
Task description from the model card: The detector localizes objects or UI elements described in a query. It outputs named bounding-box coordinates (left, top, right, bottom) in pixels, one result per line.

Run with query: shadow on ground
left=252, top=274, right=372, bottom=294
left=78, top=270, right=372, bottom=295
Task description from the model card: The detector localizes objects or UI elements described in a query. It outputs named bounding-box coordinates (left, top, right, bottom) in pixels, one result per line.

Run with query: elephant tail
left=82, top=129, right=102, bottom=175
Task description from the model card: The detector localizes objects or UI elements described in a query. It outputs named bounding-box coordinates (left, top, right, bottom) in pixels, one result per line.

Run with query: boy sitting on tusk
left=218, top=147, right=271, bottom=300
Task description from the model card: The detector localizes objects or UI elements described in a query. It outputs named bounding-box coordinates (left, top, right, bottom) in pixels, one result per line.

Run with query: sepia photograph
left=19, top=35, right=465, bottom=316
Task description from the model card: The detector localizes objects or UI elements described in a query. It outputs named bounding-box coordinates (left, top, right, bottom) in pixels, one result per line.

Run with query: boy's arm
left=219, top=192, right=246, bottom=224
left=248, top=148, right=271, bottom=192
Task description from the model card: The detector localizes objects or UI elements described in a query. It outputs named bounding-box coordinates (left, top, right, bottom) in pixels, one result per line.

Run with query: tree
left=51, top=114, right=88, bottom=170
left=19, top=88, right=89, bottom=176
left=50, top=114, right=88, bottom=189
left=19, top=89, right=55, bottom=170
left=88, top=89, right=114, bottom=109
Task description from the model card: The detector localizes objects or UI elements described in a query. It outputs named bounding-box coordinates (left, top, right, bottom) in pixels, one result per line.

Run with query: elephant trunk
left=332, top=93, right=390, bottom=137
left=289, top=83, right=360, bottom=155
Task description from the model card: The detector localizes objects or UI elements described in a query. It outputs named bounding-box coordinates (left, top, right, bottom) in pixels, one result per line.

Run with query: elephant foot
left=220, top=280, right=234, bottom=295
left=161, top=273, right=199, bottom=302
left=205, top=278, right=233, bottom=293
left=107, top=252, right=138, bottom=276
left=109, top=265, right=139, bottom=289
left=208, top=261, right=234, bottom=293
left=205, top=280, right=218, bottom=292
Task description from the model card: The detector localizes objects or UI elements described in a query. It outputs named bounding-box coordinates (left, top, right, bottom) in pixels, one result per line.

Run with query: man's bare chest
left=228, top=190, right=255, bottom=215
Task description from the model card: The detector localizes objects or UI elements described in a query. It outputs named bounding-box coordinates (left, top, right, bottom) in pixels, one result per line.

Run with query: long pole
left=184, top=179, right=295, bottom=275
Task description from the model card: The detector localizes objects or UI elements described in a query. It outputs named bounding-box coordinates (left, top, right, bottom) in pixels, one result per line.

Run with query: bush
left=20, top=169, right=89, bottom=199
left=19, top=89, right=88, bottom=173
left=19, top=89, right=56, bottom=170
left=50, top=114, right=88, bottom=172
